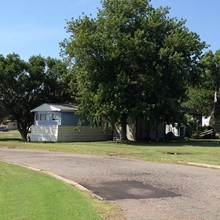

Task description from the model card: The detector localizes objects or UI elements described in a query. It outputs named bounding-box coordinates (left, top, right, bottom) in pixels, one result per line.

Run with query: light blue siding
left=61, top=112, right=77, bottom=125
left=34, top=111, right=89, bottom=126
left=60, top=112, right=89, bottom=126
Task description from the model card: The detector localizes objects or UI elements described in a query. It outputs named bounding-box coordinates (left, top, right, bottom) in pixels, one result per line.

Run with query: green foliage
left=200, top=50, right=220, bottom=91
left=184, top=87, right=213, bottom=116
left=184, top=50, right=220, bottom=118
left=62, top=0, right=206, bottom=139
left=0, top=54, right=72, bottom=140
left=184, top=114, right=200, bottom=138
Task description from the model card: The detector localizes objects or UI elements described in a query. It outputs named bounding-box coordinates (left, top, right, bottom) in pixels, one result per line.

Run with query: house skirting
left=30, top=125, right=112, bottom=142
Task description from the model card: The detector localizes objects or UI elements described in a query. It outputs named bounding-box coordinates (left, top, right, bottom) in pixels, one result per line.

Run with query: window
left=45, top=114, right=50, bottom=121
left=35, top=114, right=39, bottom=121
left=52, top=113, right=59, bottom=121
left=36, top=113, right=58, bottom=122
left=40, top=114, right=46, bottom=121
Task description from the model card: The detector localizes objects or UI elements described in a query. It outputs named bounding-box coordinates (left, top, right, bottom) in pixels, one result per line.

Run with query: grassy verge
left=0, top=161, right=123, bottom=220
left=0, top=131, right=220, bottom=166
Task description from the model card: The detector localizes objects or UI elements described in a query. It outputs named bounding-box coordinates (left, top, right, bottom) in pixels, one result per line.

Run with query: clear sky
left=0, top=0, right=219, bottom=61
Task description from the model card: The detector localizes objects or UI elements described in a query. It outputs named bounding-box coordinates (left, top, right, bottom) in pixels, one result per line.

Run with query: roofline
left=31, top=103, right=78, bottom=112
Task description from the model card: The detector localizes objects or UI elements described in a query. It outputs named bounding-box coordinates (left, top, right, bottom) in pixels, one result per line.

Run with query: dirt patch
left=109, top=152, right=135, bottom=157
left=166, top=152, right=193, bottom=155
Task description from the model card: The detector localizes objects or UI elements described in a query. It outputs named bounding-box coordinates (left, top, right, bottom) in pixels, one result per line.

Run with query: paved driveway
left=0, top=148, right=220, bottom=220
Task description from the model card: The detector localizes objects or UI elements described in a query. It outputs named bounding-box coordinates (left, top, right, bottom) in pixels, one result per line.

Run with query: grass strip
left=0, top=131, right=220, bottom=166
left=0, top=161, right=123, bottom=220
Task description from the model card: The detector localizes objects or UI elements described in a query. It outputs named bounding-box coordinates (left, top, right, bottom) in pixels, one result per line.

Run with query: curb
left=187, top=162, right=220, bottom=170
left=4, top=161, right=104, bottom=200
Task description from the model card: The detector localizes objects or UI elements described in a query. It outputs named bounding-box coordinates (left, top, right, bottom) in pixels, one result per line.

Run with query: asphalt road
left=0, top=148, right=220, bottom=220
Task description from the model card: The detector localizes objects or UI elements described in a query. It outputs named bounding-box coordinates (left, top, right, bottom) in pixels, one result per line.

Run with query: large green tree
left=62, top=0, right=205, bottom=140
left=0, top=53, right=72, bottom=140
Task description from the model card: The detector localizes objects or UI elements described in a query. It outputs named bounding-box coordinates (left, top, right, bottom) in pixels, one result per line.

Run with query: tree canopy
left=200, top=50, right=220, bottom=93
left=184, top=50, right=220, bottom=116
left=0, top=54, right=72, bottom=140
left=62, top=0, right=206, bottom=140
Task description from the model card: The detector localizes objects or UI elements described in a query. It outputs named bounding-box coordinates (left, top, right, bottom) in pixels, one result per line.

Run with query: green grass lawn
left=0, top=161, right=122, bottom=220
left=0, top=131, right=220, bottom=166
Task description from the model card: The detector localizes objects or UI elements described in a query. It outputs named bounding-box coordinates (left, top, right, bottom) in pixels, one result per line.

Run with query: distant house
left=30, top=103, right=112, bottom=142
left=114, top=118, right=165, bottom=141
left=7, top=121, right=18, bottom=130
left=117, top=107, right=202, bottom=141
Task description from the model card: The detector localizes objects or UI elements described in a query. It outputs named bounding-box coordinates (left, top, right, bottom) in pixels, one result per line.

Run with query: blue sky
left=0, top=0, right=219, bottom=60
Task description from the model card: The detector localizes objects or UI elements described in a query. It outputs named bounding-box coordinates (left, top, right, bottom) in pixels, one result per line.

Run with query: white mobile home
left=30, top=103, right=112, bottom=142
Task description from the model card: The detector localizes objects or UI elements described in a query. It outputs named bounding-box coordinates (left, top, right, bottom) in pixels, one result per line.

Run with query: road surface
left=0, top=148, right=220, bottom=220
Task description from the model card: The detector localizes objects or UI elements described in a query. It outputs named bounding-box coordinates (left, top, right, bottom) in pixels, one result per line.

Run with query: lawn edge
left=3, top=161, right=104, bottom=200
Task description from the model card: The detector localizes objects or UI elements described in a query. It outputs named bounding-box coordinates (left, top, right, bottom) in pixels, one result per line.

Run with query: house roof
left=31, top=103, right=77, bottom=112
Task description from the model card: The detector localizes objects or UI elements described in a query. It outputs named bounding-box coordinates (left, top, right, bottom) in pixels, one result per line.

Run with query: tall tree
left=62, top=0, right=206, bottom=140
left=0, top=54, right=72, bottom=140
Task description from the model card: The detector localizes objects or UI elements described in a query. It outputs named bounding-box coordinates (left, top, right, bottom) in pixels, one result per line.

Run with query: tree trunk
left=17, top=122, right=28, bottom=140
left=120, top=114, right=128, bottom=141
left=19, top=129, right=28, bottom=140
left=156, top=122, right=158, bottom=141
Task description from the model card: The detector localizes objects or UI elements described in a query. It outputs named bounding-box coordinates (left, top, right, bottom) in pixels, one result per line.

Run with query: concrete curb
left=4, top=161, right=104, bottom=200
left=187, top=162, right=220, bottom=170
